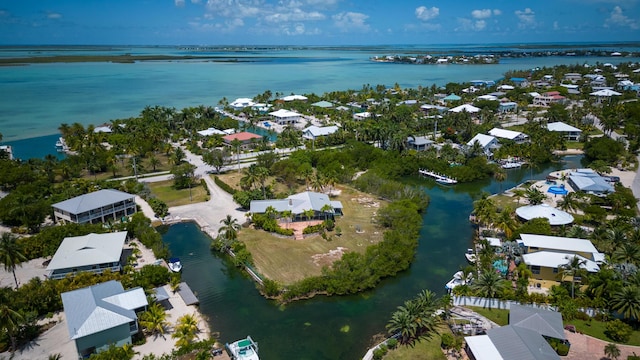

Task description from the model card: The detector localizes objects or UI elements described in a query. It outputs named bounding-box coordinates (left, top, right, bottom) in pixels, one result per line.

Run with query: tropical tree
left=0, top=301, right=24, bottom=352
left=609, top=285, right=640, bottom=320
left=203, top=148, right=231, bottom=174
left=559, top=255, right=587, bottom=298
left=321, top=204, right=334, bottom=221
left=281, top=210, right=293, bottom=229
left=139, top=302, right=169, bottom=338
left=172, top=313, right=200, bottom=348
left=494, top=169, right=507, bottom=193
left=303, top=209, right=315, bottom=222
left=557, top=191, right=581, bottom=213
left=0, top=232, right=27, bottom=288
left=525, top=186, right=546, bottom=205
left=604, top=343, right=621, bottom=360
left=472, top=270, right=508, bottom=301
left=386, top=290, right=440, bottom=346
left=219, top=215, right=241, bottom=243
left=494, top=207, right=516, bottom=239
left=512, top=188, right=526, bottom=206
left=472, top=193, right=497, bottom=228
left=613, top=243, right=640, bottom=265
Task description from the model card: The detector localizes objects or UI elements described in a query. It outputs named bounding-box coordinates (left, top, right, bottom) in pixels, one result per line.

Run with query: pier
left=418, top=169, right=458, bottom=184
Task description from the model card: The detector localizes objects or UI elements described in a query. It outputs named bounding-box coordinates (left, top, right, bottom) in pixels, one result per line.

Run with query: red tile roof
left=223, top=132, right=263, bottom=142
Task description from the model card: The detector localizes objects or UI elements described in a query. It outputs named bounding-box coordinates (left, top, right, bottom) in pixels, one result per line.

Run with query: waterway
left=161, top=155, right=584, bottom=360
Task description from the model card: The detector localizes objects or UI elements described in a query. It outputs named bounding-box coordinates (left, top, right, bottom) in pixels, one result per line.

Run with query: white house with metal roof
left=61, top=280, right=148, bottom=358
left=302, top=125, right=339, bottom=140
left=488, top=128, right=529, bottom=144
left=546, top=121, right=582, bottom=141
left=52, top=189, right=137, bottom=224
left=250, top=191, right=342, bottom=221
left=46, top=232, right=127, bottom=279
left=268, top=109, right=302, bottom=125
left=467, top=134, right=500, bottom=157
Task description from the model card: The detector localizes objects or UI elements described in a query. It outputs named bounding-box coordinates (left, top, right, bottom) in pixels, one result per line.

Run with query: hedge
left=214, top=175, right=236, bottom=194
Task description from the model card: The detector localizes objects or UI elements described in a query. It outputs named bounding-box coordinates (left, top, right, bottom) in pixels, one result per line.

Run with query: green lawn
left=465, top=306, right=510, bottom=326
left=147, top=179, right=209, bottom=207
left=564, top=142, right=584, bottom=150
left=570, top=319, right=640, bottom=346
left=384, top=331, right=448, bottom=360
left=240, top=186, right=386, bottom=284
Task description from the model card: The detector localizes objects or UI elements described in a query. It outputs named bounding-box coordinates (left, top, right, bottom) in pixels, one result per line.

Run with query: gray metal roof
left=488, top=326, right=560, bottom=360
left=61, top=280, right=147, bottom=340
left=569, top=171, right=614, bottom=193
left=510, top=304, right=566, bottom=340
left=46, top=232, right=127, bottom=271
left=52, top=189, right=135, bottom=214
left=250, top=191, right=343, bottom=215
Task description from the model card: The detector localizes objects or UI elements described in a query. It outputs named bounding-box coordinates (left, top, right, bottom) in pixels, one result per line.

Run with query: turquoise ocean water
left=1, top=44, right=639, bottom=157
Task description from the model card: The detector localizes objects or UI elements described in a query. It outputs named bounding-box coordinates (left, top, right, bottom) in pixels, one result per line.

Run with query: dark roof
left=510, top=304, right=566, bottom=340
left=488, top=326, right=560, bottom=360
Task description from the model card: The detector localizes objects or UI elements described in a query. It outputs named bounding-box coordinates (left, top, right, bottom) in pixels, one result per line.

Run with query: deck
left=177, top=282, right=199, bottom=305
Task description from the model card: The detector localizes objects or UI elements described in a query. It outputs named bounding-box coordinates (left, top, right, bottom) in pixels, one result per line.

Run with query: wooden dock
left=177, top=282, right=199, bottom=305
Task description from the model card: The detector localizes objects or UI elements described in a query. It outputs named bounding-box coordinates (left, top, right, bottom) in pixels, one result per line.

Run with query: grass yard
left=570, top=319, right=640, bottom=346
left=465, top=306, right=510, bottom=326
left=564, top=142, right=584, bottom=150
left=384, top=327, right=449, bottom=360
left=241, top=186, right=386, bottom=284
left=147, top=179, right=209, bottom=207
left=80, top=153, right=174, bottom=181
left=217, top=170, right=294, bottom=195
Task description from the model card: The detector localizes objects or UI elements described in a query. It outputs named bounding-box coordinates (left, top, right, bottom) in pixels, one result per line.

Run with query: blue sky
left=0, top=0, right=638, bottom=45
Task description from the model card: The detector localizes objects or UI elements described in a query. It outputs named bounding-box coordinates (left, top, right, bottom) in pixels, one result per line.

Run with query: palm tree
left=172, top=313, right=200, bottom=348
left=557, top=192, right=581, bottom=213
left=494, top=169, right=507, bottom=194
left=472, top=193, right=497, bottom=228
left=512, top=188, right=526, bottom=206
left=139, top=302, right=169, bottom=338
left=0, top=232, right=27, bottom=288
left=559, top=255, right=587, bottom=299
left=386, top=306, right=416, bottom=345
left=614, top=243, right=640, bottom=265
left=264, top=206, right=278, bottom=220
left=604, top=343, right=621, bottom=360
left=0, top=302, right=24, bottom=352
left=525, top=186, right=546, bottom=205
left=610, top=285, right=640, bottom=320
left=472, top=271, right=508, bottom=301
left=219, top=215, right=241, bottom=242
left=494, top=207, right=516, bottom=239
left=281, top=210, right=293, bottom=229
left=320, top=204, right=334, bottom=221
left=303, top=209, right=315, bottom=223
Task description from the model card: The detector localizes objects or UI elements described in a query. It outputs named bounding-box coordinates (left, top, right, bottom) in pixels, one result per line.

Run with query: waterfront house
left=442, top=94, right=462, bottom=103
left=311, top=100, right=334, bottom=108
left=250, top=191, right=343, bottom=221
left=488, top=128, right=529, bottom=144
left=533, top=91, right=566, bottom=107
left=515, top=204, right=574, bottom=226
left=269, top=109, right=302, bottom=125
left=61, top=280, right=147, bottom=359
left=353, top=111, right=371, bottom=121
left=517, top=233, right=603, bottom=282
left=0, top=145, right=13, bottom=160
left=509, top=77, right=529, bottom=87
left=46, top=231, right=127, bottom=279
left=449, top=104, right=480, bottom=113
left=222, top=132, right=263, bottom=149
left=546, top=121, right=582, bottom=141
left=281, top=94, right=308, bottom=102
left=466, top=134, right=499, bottom=157
left=563, top=73, right=582, bottom=83
left=52, top=189, right=137, bottom=225
left=567, top=168, right=614, bottom=195
left=302, top=125, right=339, bottom=140
left=230, top=98, right=256, bottom=110
left=197, top=127, right=226, bottom=137
left=465, top=304, right=564, bottom=360
left=406, top=135, right=434, bottom=151
left=498, top=101, right=518, bottom=113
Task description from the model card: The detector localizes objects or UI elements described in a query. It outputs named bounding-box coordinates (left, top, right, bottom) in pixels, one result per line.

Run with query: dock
left=177, top=282, right=199, bottom=305
left=418, top=169, right=458, bottom=184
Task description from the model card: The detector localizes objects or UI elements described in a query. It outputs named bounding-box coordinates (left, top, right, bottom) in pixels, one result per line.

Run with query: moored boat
left=464, top=248, right=477, bottom=263
left=226, top=336, right=259, bottom=360
left=168, top=257, right=182, bottom=272
left=445, top=271, right=473, bottom=292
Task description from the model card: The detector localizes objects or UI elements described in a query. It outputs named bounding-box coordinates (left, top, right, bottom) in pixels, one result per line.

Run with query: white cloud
left=471, top=9, right=492, bottom=19
left=493, top=9, right=502, bottom=16
left=175, top=0, right=185, bottom=7
left=605, top=6, right=639, bottom=29
left=205, top=0, right=263, bottom=19
left=191, top=0, right=201, bottom=3
left=515, top=8, right=536, bottom=29
left=282, top=23, right=306, bottom=35
left=46, top=12, right=62, bottom=19
left=332, top=12, right=370, bottom=32
left=415, top=6, right=439, bottom=21
left=264, top=8, right=325, bottom=23
left=457, top=18, right=486, bottom=31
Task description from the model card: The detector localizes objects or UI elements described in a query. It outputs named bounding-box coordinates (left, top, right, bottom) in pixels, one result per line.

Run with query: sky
left=0, top=0, right=638, bottom=45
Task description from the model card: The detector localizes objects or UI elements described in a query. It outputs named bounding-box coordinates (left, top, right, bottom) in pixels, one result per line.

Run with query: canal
left=161, top=155, right=584, bottom=359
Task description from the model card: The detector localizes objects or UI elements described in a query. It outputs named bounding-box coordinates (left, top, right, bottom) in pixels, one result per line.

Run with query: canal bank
left=161, top=156, right=585, bottom=360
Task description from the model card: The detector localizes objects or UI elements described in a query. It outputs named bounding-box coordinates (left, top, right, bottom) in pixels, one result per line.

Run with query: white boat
left=464, top=248, right=477, bottom=263
left=168, top=257, right=182, bottom=272
left=501, top=161, right=523, bottom=169
left=226, top=336, right=259, bottom=360
left=445, top=271, right=473, bottom=292
left=419, top=169, right=458, bottom=185
left=55, top=137, right=69, bottom=152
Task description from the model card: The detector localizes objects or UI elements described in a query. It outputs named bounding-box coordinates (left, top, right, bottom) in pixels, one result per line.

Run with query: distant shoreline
left=0, top=54, right=253, bottom=65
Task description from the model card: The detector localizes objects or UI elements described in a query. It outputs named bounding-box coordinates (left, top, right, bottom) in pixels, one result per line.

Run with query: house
left=311, top=100, right=334, bottom=108
left=467, top=134, right=499, bottom=157
left=498, top=101, right=518, bottom=113
left=281, top=94, right=308, bottom=102
left=250, top=191, right=343, bottom=221
left=466, top=305, right=564, bottom=360
left=449, top=104, right=480, bottom=113
left=443, top=94, right=462, bottom=102
left=46, top=231, right=127, bottom=279
left=406, top=136, right=434, bottom=151
left=488, top=128, right=529, bottom=144
left=222, top=131, right=263, bottom=149
left=0, top=145, right=13, bottom=160
left=563, top=73, right=582, bottom=83
left=52, top=189, right=137, bottom=225
left=533, top=91, right=566, bottom=107
left=568, top=168, right=615, bottom=195
left=61, top=280, right=148, bottom=359
left=197, top=127, right=226, bottom=137
left=302, top=125, right=339, bottom=140
left=546, top=121, right=582, bottom=141
left=353, top=111, right=371, bottom=121
left=268, top=109, right=302, bottom=125
left=510, top=77, right=529, bottom=87
left=517, top=233, right=603, bottom=282
left=229, top=98, right=255, bottom=110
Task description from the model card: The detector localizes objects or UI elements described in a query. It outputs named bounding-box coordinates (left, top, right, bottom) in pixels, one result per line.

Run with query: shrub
left=372, top=345, right=388, bottom=360
left=200, top=178, right=210, bottom=195
left=555, top=343, right=570, bottom=356
left=214, top=176, right=236, bottom=195
left=303, top=223, right=325, bottom=234
left=605, top=319, right=633, bottom=343
left=324, top=219, right=335, bottom=231
left=386, top=338, right=398, bottom=349
left=628, top=354, right=640, bottom=360
left=440, top=333, right=454, bottom=349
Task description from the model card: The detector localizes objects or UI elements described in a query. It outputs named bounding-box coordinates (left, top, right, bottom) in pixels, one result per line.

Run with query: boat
left=436, top=177, right=458, bottom=185
left=445, top=271, right=473, bottom=292
left=464, top=248, right=477, bottom=263
left=55, top=137, right=69, bottom=152
left=226, top=336, right=259, bottom=360
left=419, top=169, right=458, bottom=185
left=168, top=257, right=182, bottom=272
left=501, top=161, right=523, bottom=169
